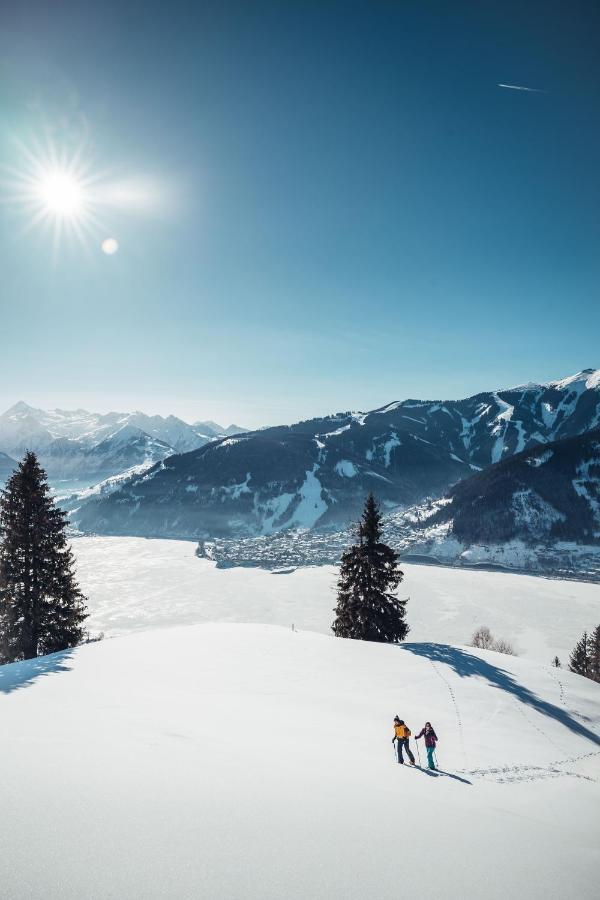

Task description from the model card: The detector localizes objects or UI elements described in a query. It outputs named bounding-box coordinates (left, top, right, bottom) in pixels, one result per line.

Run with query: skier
left=415, top=722, right=438, bottom=770
left=392, top=716, right=415, bottom=765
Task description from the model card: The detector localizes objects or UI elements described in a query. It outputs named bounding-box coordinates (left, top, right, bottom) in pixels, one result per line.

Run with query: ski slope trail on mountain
left=1, top=624, right=599, bottom=899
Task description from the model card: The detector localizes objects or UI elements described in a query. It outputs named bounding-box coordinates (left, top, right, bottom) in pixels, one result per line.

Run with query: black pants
left=396, top=738, right=415, bottom=764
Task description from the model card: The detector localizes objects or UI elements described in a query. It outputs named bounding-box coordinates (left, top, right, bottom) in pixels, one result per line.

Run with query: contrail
left=498, top=83, right=546, bottom=93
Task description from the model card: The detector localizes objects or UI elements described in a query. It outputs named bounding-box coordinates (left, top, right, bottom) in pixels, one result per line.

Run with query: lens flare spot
left=101, top=237, right=119, bottom=255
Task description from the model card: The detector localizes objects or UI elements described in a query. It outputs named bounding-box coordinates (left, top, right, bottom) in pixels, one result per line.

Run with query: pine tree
left=589, top=625, right=600, bottom=683
left=0, top=451, right=88, bottom=663
left=568, top=631, right=590, bottom=678
left=332, top=494, right=408, bottom=643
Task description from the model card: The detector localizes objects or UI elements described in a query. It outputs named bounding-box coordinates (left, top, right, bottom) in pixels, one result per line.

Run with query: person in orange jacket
left=392, top=716, right=415, bottom=765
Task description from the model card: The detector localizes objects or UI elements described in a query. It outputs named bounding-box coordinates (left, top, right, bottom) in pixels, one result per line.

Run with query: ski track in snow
left=429, top=659, right=469, bottom=769
left=545, top=665, right=567, bottom=707
left=426, top=651, right=597, bottom=782
left=549, top=749, right=600, bottom=767
left=464, top=763, right=597, bottom=785
left=466, top=748, right=600, bottom=784
left=510, top=692, right=566, bottom=755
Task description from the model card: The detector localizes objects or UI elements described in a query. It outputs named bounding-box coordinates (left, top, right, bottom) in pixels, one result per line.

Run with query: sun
left=0, top=136, right=106, bottom=257
left=1, top=133, right=162, bottom=257
left=38, top=171, right=86, bottom=218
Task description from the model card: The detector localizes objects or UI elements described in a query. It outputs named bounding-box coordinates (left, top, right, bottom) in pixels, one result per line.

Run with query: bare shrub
left=471, top=625, right=494, bottom=650
left=491, top=638, right=516, bottom=656
left=85, top=631, right=105, bottom=644
left=470, top=627, right=516, bottom=655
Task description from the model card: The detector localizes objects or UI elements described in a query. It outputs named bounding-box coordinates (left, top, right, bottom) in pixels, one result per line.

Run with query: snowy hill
left=1, top=623, right=599, bottom=898
left=74, top=368, right=600, bottom=540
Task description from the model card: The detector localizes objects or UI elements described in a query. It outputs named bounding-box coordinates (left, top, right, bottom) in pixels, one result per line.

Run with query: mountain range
left=0, top=402, right=246, bottom=490
left=73, top=369, right=600, bottom=544
left=193, top=427, right=600, bottom=580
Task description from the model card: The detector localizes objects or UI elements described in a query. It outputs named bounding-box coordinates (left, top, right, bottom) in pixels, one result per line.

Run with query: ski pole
left=415, top=738, right=421, bottom=767
left=434, top=749, right=439, bottom=769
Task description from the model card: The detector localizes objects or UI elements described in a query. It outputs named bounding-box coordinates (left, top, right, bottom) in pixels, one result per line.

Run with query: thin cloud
left=498, top=83, right=547, bottom=93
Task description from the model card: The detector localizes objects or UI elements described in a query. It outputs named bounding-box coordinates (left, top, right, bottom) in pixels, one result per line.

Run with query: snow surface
left=572, top=456, right=600, bottom=537
left=74, top=537, right=600, bottom=663
left=320, top=423, right=352, bottom=438
left=382, top=432, right=401, bottom=466
left=287, top=466, right=328, bottom=527
left=0, top=623, right=598, bottom=899
left=550, top=369, right=600, bottom=391
left=511, top=489, right=565, bottom=537
left=527, top=449, right=554, bottom=467
left=220, top=473, right=252, bottom=501
left=490, top=394, right=513, bottom=463
left=334, top=459, right=358, bottom=478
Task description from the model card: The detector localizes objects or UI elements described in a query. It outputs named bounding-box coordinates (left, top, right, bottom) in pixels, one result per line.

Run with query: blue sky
left=0, top=1, right=598, bottom=428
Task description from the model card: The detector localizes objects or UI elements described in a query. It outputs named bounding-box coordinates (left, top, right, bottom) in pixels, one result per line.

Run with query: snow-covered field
left=1, top=624, right=599, bottom=898
left=74, top=536, right=600, bottom=664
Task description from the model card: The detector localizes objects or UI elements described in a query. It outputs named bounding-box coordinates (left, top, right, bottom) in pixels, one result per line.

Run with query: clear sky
left=0, top=1, right=598, bottom=428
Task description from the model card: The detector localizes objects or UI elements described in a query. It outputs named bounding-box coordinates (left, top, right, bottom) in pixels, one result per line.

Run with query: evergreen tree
left=332, top=494, right=408, bottom=643
left=0, top=452, right=88, bottom=663
left=568, top=631, right=590, bottom=678
left=589, top=625, right=600, bottom=683
left=551, top=655, right=561, bottom=668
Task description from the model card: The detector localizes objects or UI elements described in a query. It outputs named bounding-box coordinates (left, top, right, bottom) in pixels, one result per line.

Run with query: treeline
left=568, top=627, right=600, bottom=683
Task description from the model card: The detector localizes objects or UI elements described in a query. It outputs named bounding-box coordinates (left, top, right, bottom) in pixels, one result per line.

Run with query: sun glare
left=38, top=171, right=85, bottom=218
left=0, top=137, right=106, bottom=258
left=1, top=134, right=164, bottom=258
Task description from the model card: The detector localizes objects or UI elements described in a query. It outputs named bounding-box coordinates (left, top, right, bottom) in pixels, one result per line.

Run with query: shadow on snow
left=401, top=643, right=600, bottom=748
left=413, top=765, right=473, bottom=785
left=0, top=650, right=74, bottom=695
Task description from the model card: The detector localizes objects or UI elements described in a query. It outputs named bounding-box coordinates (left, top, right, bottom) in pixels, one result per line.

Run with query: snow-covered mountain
left=74, top=368, right=600, bottom=540
left=193, top=419, right=248, bottom=439
left=378, top=427, right=600, bottom=577
left=0, top=402, right=246, bottom=491
left=74, top=421, right=473, bottom=538
left=194, top=429, right=600, bottom=580
left=1, top=622, right=598, bottom=898
left=0, top=402, right=207, bottom=455
left=422, top=428, right=600, bottom=545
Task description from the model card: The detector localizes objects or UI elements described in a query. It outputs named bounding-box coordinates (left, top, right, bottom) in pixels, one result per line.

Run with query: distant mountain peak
left=2, top=400, right=39, bottom=417
left=548, top=369, right=599, bottom=390
left=0, top=403, right=236, bottom=488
